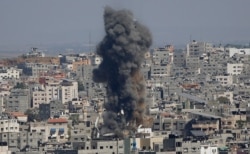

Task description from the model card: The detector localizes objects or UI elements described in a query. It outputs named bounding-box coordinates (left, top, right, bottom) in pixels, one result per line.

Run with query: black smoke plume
left=93, top=7, right=152, bottom=137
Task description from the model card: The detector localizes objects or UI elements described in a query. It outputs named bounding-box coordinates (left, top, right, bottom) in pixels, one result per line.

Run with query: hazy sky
left=1, top=0, right=250, bottom=49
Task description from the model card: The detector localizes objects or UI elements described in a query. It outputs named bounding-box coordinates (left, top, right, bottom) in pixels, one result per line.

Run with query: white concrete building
left=59, top=79, right=78, bottom=104
left=45, top=79, right=60, bottom=103
left=215, top=75, right=233, bottom=86
left=226, top=47, right=250, bottom=57
left=227, top=63, right=244, bottom=75
left=200, top=144, right=218, bottom=154
left=0, top=142, right=10, bottom=154
left=0, top=67, right=20, bottom=79
left=0, top=118, right=19, bottom=133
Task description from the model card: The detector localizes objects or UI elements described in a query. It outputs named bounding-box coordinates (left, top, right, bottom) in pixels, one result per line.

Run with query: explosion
left=93, top=7, right=152, bottom=138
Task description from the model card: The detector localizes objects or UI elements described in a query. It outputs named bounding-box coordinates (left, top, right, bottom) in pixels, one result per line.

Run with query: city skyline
left=1, top=0, right=250, bottom=51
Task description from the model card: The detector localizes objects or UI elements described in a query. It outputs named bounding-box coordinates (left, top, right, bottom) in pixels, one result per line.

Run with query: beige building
left=215, top=75, right=233, bottom=86
left=227, top=63, right=244, bottom=75
left=32, top=78, right=78, bottom=106
left=0, top=118, right=19, bottom=133
left=192, top=119, right=220, bottom=135
left=30, top=118, right=68, bottom=142
left=32, top=90, right=47, bottom=108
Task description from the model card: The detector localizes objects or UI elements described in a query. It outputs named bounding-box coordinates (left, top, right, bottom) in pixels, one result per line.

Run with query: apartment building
left=150, top=64, right=170, bottom=78
left=227, top=63, right=244, bottom=75
left=226, top=47, right=250, bottom=57
left=0, top=117, right=19, bottom=133
left=215, top=75, right=233, bottom=86
left=32, top=90, right=46, bottom=108
left=185, top=56, right=200, bottom=69
left=72, top=58, right=91, bottom=72
left=0, top=67, right=20, bottom=79
left=192, top=119, right=220, bottom=135
left=76, top=65, right=97, bottom=80
left=173, top=51, right=186, bottom=67
left=6, top=89, right=31, bottom=113
left=25, top=63, right=55, bottom=77
left=45, top=79, right=60, bottom=103
left=59, top=79, right=78, bottom=104
left=152, top=46, right=173, bottom=65
left=30, top=118, right=68, bottom=143
left=186, top=40, right=213, bottom=57
left=47, top=118, right=68, bottom=142
left=200, top=143, right=218, bottom=154
left=200, top=62, right=225, bottom=75
left=18, top=131, right=46, bottom=151
left=34, top=78, right=78, bottom=107
left=39, top=100, right=64, bottom=121
left=0, top=142, right=10, bottom=153
left=77, top=140, right=125, bottom=154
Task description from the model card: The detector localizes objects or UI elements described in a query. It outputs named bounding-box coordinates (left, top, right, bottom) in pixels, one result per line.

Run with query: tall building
left=186, top=40, right=213, bottom=57
left=6, top=89, right=31, bottom=113
left=39, top=100, right=64, bottom=121
left=59, top=79, right=78, bottom=104
left=76, top=65, right=97, bottom=80
left=227, top=63, right=244, bottom=75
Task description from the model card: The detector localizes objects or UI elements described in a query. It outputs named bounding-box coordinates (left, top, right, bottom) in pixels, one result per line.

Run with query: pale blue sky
left=0, top=0, right=250, bottom=49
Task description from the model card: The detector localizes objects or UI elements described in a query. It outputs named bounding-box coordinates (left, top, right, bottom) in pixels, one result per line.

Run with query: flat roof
left=187, top=111, right=222, bottom=119
left=177, top=92, right=207, bottom=104
left=190, top=130, right=206, bottom=137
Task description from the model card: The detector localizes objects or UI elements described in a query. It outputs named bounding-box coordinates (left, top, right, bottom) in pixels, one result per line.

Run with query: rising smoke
left=93, top=7, right=152, bottom=138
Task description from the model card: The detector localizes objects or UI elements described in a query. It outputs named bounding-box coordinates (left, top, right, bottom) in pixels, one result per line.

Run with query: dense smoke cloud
left=93, top=6, right=152, bottom=137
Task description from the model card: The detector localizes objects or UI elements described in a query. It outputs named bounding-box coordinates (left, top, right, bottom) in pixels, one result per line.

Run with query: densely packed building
left=0, top=43, right=249, bottom=153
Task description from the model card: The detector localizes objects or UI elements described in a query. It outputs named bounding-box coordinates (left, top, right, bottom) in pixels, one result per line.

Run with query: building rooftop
left=47, top=118, right=68, bottom=123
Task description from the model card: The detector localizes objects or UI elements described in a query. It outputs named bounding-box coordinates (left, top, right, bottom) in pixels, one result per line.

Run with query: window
left=176, top=142, right=182, bottom=147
